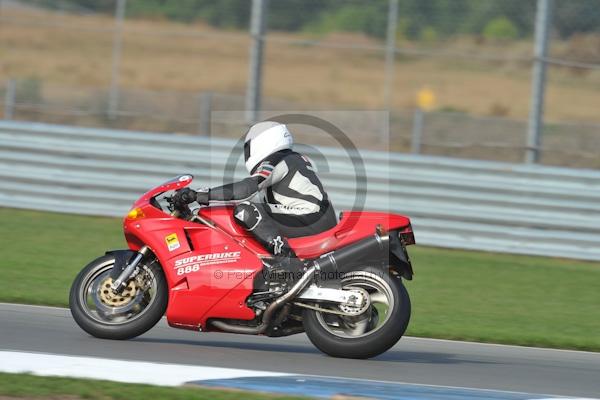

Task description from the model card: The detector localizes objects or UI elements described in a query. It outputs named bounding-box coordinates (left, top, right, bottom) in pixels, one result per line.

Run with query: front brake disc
left=98, top=277, right=138, bottom=307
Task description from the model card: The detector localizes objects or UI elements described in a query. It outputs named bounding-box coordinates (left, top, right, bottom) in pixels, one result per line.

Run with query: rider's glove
left=195, top=187, right=210, bottom=205
left=173, top=188, right=197, bottom=207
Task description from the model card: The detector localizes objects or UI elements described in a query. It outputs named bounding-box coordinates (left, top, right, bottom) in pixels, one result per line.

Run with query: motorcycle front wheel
left=303, top=267, right=411, bottom=359
left=69, top=254, right=168, bottom=340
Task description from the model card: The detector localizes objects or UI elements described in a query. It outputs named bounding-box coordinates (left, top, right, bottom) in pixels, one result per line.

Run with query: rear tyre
left=69, top=254, right=168, bottom=340
left=303, top=268, right=410, bottom=359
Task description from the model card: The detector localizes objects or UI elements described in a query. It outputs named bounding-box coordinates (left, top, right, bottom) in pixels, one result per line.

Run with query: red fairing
left=199, top=206, right=250, bottom=237
left=122, top=176, right=413, bottom=331
left=288, top=211, right=412, bottom=259
left=198, top=206, right=271, bottom=256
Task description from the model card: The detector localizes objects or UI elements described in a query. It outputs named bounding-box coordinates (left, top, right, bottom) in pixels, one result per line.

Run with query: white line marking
left=0, top=302, right=69, bottom=311
left=0, top=350, right=289, bottom=387
left=2, top=350, right=597, bottom=399
left=403, top=336, right=600, bottom=356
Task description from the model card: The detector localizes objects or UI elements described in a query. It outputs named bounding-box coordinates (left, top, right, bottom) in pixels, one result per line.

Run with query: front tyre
left=303, top=268, right=411, bottom=359
left=69, top=254, right=168, bottom=340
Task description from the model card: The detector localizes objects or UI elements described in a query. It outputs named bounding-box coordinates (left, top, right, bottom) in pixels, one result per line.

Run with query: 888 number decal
left=177, top=264, right=200, bottom=275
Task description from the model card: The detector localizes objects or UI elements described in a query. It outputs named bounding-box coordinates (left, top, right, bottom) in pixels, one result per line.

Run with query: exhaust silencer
left=311, top=229, right=390, bottom=282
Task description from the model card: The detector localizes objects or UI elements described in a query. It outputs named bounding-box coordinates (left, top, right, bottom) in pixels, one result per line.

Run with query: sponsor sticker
left=165, top=233, right=181, bottom=251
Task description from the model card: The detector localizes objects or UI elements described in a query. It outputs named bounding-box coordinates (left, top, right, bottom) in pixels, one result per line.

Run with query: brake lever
left=165, top=194, right=176, bottom=212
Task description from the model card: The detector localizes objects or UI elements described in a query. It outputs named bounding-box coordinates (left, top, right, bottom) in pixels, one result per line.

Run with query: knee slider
left=234, top=202, right=261, bottom=230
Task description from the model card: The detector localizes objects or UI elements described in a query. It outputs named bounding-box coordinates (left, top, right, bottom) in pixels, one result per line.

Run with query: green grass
left=1, top=207, right=599, bottom=351
left=405, top=247, right=600, bottom=351
left=0, top=373, right=307, bottom=400
left=0, top=208, right=124, bottom=306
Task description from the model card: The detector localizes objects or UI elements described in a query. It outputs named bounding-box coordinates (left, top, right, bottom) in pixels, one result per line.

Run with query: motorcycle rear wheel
left=303, top=267, right=411, bottom=359
left=69, top=254, right=168, bottom=340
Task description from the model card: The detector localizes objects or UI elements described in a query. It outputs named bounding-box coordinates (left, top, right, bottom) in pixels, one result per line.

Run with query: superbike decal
left=174, top=252, right=241, bottom=275
left=165, top=233, right=181, bottom=252
left=175, top=252, right=241, bottom=267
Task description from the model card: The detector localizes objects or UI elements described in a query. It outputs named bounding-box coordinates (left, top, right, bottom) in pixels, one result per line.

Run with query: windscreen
left=162, top=174, right=194, bottom=185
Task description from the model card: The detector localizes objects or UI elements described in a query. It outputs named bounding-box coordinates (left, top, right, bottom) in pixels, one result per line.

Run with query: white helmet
left=244, top=121, right=293, bottom=173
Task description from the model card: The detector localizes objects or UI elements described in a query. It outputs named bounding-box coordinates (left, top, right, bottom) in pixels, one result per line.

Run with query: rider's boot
left=238, top=212, right=308, bottom=287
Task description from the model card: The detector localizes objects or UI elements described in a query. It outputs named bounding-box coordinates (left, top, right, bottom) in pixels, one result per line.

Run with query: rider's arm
left=208, top=176, right=260, bottom=202
left=208, top=161, right=281, bottom=202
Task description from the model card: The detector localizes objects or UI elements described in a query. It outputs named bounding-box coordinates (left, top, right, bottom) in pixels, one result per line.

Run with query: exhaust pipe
left=311, top=230, right=389, bottom=277
left=210, top=265, right=317, bottom=335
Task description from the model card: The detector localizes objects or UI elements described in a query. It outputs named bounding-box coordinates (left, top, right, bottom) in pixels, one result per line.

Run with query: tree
left=23, top=0, right=600, bottom=40
left=553, top=0, right=600, bottom=38
left=483, top=17, right=519, bottom=41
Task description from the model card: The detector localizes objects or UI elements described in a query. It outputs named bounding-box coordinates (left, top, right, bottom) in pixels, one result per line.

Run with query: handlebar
left=164, top=190, right=189, bottom=219
left=165, top=190, right=215, bottom=227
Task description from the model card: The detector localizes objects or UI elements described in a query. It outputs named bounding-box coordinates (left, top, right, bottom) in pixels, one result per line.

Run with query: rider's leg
left=233, top=201, right=296, bottom=258
left=233, top=201, right=304, bottom=282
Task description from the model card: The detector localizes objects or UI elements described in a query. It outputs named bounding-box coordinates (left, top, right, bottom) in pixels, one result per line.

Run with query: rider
left=173, top=121, right=338, bottom=282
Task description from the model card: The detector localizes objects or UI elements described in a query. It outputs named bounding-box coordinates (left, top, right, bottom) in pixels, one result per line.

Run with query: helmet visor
left=244, top=140, right=251, bottom=163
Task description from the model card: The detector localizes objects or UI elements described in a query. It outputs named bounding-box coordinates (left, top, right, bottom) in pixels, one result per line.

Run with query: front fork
left=110, top=246, right=150, bottom=293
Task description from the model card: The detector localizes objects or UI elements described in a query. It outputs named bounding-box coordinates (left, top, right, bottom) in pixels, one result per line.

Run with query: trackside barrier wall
left=1, top=121, right=599, bottom=261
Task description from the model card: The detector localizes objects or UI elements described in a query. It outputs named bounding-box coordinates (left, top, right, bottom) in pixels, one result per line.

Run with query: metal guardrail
left=1, top=121, right=599, bottom=261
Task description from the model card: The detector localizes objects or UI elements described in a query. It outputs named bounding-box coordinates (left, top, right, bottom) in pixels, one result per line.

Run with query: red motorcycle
left=70, top=175, right=415, bottom=358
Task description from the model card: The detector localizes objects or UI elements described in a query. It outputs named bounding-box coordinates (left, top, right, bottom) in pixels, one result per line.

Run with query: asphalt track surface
left=1, top=303, right=599, bottom=398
